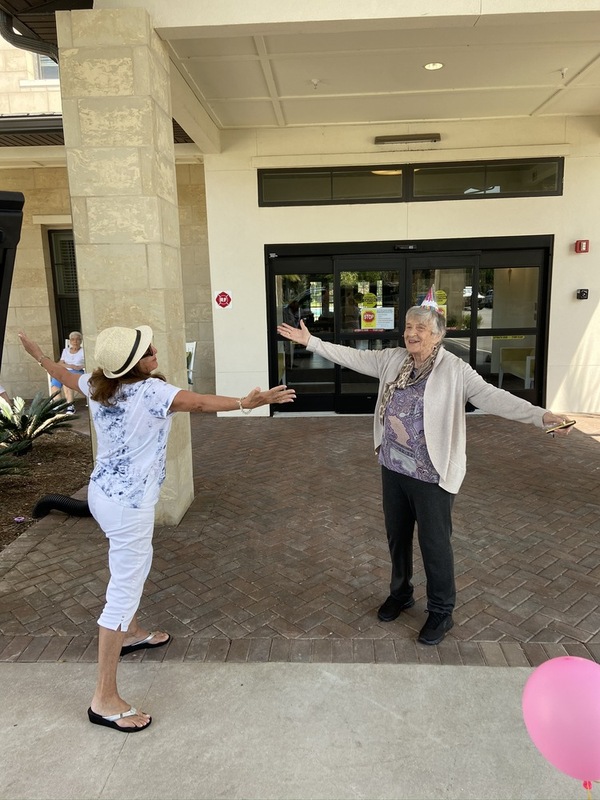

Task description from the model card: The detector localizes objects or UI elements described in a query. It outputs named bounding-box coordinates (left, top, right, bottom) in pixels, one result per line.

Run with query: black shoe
left=377, top=595, right=415, bottom=622
left=418, top=611, right=454, bottom=645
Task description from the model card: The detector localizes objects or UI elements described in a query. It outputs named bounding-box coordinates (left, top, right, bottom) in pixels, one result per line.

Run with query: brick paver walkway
left=1, top=412, right=598, bottom=666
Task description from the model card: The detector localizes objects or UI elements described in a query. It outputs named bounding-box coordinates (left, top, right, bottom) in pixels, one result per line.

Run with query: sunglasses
left=141, top=344, right=154, bottom=358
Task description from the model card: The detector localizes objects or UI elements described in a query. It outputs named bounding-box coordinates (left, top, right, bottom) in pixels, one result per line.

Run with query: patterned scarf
left=378, top=344, right=441, bottom=423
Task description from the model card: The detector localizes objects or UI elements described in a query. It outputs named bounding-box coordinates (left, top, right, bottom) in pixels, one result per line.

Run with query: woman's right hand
left=18, top=331, right=44, bottom=362
left=277, top=318, right=311, bottom=346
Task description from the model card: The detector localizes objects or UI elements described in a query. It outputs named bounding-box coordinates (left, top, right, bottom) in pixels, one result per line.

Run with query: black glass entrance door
left=271, top=256, right=406, bottom=413
left=269, top=242, right=548, bottom=413
left=334, top=256, right=404, bottom=413
left=273, top=260, right=336, bottom=411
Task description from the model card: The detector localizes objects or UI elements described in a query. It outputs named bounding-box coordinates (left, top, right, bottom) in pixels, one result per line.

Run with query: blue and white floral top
left=79, top=375, right=180, bottom=508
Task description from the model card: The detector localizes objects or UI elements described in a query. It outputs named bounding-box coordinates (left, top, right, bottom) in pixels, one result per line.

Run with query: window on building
left=36, top=55, right=59, bottom=81
left=48, top=230, right=81, bottom=344
left=258, top=158, right=562, bottom=206
left=413, top=160, right=562, bottom=199
left=259, top=166, right=403, bottom=206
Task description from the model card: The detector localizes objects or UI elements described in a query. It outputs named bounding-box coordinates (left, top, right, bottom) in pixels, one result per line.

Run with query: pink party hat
left=420, top=285, right=439, bottom=309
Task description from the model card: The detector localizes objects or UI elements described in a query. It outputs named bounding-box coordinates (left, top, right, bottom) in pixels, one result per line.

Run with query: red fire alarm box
left=575, top=240, right=590, bottom=253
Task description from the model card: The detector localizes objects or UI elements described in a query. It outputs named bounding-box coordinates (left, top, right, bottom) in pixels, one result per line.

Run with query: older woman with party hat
left=278, top=302, right=572, bottom=647
left=19, top=325, right=295, bottom=732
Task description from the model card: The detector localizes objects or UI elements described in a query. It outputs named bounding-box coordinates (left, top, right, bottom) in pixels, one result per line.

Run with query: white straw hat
left=95, top=325, right=153, bottom=379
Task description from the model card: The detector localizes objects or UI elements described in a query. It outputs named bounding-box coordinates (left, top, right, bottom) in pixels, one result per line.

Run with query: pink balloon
left=522, top=656, right=600, bottom=781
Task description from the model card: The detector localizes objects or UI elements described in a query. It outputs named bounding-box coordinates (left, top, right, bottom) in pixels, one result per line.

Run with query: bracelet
left=238, top=397, right=252, bottom=414
left=37, top=355, right=48, bottom=366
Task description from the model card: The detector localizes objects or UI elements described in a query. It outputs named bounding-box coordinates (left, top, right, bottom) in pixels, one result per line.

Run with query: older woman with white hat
left=19, top=325, right=295, bottom=732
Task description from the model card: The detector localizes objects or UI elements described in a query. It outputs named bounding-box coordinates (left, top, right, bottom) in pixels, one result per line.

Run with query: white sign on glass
left=376, top=307, right=395, bottom=329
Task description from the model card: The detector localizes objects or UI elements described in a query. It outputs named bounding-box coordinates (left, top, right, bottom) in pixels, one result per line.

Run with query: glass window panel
left=261, top=159, right=561, bottom=205
left=332, top=169, right=402, bottom=200
left=277, top=272, right=334, bottom=391
left=478, top=267, right=539, bottom=329
left=38, top=55, right=59, bottom=80
left=52, top=237, right=78, bottom=294
left=57, top=298, right=81, bottom=333
left=489, top=335, right=537, bottom=390
left=340, top=365, right=379, bottom=394
left=340, top=269, right=399, bottom=333
left=262, top=171, right=331, bottom=203
left=281, top=344, right=336, bottom=394
left=410, top=266, right=473, bottom=331
left=49, top=230, right=81, bottom=344
left=413, top=165, right=486, bottom=197
left=442, top=337, right=470, bottom=365
left=340, top=338, right=402, bottom=393
left=486, top=162, right=559, bottom=194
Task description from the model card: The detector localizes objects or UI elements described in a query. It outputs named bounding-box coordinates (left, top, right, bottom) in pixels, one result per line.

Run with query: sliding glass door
left=268, top=242, right=548, bottom=413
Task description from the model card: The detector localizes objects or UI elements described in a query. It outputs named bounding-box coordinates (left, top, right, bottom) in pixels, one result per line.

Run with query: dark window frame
left=258, top=157, right=564, bottom=207
left=48, top=229, right=81, bottom=346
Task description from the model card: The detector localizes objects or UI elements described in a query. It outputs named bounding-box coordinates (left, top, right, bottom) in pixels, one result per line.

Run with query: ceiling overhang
left=1, top=2, right=600, bottom=152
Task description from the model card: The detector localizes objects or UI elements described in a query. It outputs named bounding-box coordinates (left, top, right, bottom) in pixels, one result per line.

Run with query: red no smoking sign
left=214, top=290, right=232, bottom=309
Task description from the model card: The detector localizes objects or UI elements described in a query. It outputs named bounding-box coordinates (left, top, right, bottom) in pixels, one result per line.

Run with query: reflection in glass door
left=273, top=257, right=406, bottom=412
left=408, top=252, right=542, bottom=402
left=275, top=268, right=336, bottom=410
left=335, top=258, right=403, bottom=412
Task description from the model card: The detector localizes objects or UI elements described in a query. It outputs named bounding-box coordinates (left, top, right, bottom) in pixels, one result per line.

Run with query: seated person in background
left=50, top=331, right=85, bottom=413
left=0, top=381, right=9, bottom=404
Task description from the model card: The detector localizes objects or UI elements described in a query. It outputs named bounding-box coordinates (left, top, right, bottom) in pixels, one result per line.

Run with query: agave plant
left=0, top=392, right=75, bottom=450
left=0, top=440, right=30, bottom=476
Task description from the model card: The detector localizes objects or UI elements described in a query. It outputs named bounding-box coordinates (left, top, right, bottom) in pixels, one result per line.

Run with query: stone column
left=56, top=8, right=194, bottom=524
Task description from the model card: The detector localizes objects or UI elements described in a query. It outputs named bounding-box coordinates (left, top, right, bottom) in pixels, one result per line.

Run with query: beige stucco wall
left=203, top=116, right=600, bottom=414
left=177, top=163, right=214, bottom=393
left=0, top=164, right=213, bottom=399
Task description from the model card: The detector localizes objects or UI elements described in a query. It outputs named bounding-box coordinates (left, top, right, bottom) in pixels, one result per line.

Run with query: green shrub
left=0, top=440, right=30, bottom=477
left=462, top=313, right=483, bottom=329
left=0, top=392, right=75, bottom=451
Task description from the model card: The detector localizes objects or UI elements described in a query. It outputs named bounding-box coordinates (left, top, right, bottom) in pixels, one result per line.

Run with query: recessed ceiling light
left=424, top=62, right=444, bottom=71
left=371, top=170, right=403, bottom=176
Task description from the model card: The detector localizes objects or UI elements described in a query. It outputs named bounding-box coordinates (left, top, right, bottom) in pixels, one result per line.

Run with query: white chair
left=185, top=341, right=197, bottom=385
left=498, top=347, right=535, bottom=389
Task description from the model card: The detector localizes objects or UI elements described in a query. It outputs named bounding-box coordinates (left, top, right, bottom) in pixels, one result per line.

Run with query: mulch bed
left=0, top=429, right=93, bottom=553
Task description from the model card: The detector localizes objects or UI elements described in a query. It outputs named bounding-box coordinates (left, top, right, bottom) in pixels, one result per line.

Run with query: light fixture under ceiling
left=424, top=62, right=444, bottom=71
left=374, top=133, right=441, bottom=144
left=371, top=169, right=403, bottom=176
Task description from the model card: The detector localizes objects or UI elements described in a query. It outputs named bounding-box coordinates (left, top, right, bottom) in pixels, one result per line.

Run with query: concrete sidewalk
left=0, top=662, right=584, bottom=800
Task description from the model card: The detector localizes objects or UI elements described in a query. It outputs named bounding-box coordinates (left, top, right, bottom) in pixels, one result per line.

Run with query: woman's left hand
left=244, top=385, right=296, bottom=409
left=542, top=411, right=575, bottom=437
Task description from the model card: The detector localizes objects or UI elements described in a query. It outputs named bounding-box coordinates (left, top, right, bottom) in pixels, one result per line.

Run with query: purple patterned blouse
left=378, top=378, right=439, bottom=483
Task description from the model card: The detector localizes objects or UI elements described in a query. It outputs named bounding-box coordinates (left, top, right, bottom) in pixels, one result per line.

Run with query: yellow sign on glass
left=361, top=308, right=377, bottom=329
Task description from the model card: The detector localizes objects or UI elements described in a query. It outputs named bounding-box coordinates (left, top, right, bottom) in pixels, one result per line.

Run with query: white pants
left=88, top=481, right=155, bottom=632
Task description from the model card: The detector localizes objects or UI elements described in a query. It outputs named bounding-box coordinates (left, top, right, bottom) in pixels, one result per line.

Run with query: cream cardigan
left=306, top=336, right=547, bottom=494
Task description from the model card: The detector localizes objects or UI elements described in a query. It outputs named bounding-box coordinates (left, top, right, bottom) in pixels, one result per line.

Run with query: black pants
left=381, top=466, right=456, bottom=615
